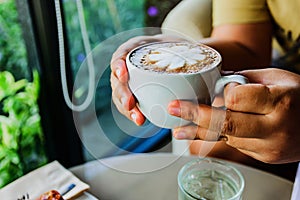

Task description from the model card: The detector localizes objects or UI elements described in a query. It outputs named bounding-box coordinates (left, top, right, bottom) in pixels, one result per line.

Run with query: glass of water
left=178, top=158, right=245, bottom=200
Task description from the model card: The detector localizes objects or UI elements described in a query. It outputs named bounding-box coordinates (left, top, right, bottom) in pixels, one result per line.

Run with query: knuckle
left=185, top=108, right=197, bottom=122
left=191, top=106, right=203, bottom=124
left=224, top=90, right=239, bottom=109
left=178, top=102, right=199, bottom=122
left=221, top=119, right=235, bottom=135
left=221, top=110, right=236, bottom=135
left=277, top=91, right=294, bottom=111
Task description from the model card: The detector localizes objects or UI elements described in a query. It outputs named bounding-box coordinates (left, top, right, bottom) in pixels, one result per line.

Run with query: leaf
left=0, top=146, right=6, bottom=160
left=0, top=71, right=15, bottom=101
left=12, top=79, right=28, bottom=92
left=0, top=71, right=15, bottom=86
left=0, top=71, right=28, bottom=102
left=32, top=70, right=40, bottom=96
left=0, top=115, right=13, bottom=126
left=3, top=92, right=32, bottom=120
left=6, top=149, right=20, bottom=165
left=22, top=114, right=41, bottom=136
left=1, top=122, right=19, bottom=150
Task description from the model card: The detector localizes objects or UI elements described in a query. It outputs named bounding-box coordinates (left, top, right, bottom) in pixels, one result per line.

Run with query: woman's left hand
left=168, top=68, right=300, bottom=164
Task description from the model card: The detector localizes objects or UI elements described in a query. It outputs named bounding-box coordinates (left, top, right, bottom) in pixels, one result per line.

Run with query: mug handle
left=214, top=74, right=249, bottom=95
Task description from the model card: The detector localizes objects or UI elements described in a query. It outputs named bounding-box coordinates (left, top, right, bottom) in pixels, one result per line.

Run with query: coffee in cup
left=129, top=42, right=220, bottom=74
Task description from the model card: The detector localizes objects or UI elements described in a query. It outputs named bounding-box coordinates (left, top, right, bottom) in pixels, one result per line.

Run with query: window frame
left=21, top=0, right=84, bottom=168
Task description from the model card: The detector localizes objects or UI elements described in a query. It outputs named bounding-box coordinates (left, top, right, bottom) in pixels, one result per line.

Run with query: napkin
left=0, top=160, right=91, bottom=200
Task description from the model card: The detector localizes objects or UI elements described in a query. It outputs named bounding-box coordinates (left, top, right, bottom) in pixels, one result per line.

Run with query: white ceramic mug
left=126, top=42, right=248, bottom=129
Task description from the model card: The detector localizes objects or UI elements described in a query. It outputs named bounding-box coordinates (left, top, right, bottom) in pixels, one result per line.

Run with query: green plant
left=0, top=0, right=28, bottom=80
left=0, top=70, right=47, bottom=187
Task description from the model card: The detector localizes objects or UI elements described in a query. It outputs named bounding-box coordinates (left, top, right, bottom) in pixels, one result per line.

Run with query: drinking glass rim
left=177, top=157, right=245, bottom=200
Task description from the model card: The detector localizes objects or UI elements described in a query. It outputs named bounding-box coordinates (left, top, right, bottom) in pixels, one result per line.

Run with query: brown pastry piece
left=37, top=190, right=64, bottom=200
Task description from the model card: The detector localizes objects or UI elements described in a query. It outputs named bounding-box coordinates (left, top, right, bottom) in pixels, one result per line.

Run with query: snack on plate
left=37, top=190, right=64, bottom=200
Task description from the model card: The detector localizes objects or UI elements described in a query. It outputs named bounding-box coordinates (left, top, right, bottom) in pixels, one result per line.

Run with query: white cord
left=54, top=0, right=95, bottom=112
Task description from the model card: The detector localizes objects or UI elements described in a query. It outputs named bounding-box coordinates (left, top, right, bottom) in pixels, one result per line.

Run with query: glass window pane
left=61, top=0, right=179, bottom=161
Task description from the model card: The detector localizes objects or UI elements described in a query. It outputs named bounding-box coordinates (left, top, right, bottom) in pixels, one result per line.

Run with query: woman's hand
left=110, top=34, right=185, bottom=125
left=168, top=68, right=300, bottom=164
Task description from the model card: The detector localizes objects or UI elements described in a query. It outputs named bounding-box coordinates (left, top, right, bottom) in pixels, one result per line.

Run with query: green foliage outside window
left=0, top=0, right=181, bottom=187
left=0, top=0, right=28, bottom=80
left=62, top=0, right=145, bottom=73
left=0, top=71, right=47, bottom=188
left=62, top=0, right=146, bottom=111
left=0, top=0, right=47, bottom=188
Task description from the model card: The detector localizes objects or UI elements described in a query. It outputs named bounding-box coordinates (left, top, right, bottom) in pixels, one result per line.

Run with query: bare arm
left=202, top=22, right=273, bottom=70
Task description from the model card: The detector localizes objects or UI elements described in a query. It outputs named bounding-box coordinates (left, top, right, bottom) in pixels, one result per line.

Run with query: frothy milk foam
left=129, top=42, right=221, bottom=74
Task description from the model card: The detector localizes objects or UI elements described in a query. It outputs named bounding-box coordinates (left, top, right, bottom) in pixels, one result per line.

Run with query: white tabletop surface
left=70, top=153, right=293, bottom=200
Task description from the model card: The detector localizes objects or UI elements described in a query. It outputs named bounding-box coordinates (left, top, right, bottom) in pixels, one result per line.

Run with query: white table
left=70, top=153, right=293, bottom=200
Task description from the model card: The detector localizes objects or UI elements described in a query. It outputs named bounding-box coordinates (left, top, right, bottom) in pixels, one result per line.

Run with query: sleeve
left=213, top=0, right=271, bottom=27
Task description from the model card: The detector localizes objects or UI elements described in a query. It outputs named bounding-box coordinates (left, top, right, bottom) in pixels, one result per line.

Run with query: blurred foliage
left=62, top=0, right=180, bottom=73
left=0, top=0, right=181, bottom=187
left=0, top=71, right=47, bottom=188
left=62, top=0, right=145, bottom=73
left=62, top=0, right=180, bottom=112
left=145, top=0, right=181, bottom=27
left=0, top=0, right=29, bottom=80
left=0, top=0, right=46, bottom=187
left=62, top=0, right=146, bottom=111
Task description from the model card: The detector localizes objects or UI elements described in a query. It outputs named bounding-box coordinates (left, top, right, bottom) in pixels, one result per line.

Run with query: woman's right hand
left=110, top=34, right=186, bottom=125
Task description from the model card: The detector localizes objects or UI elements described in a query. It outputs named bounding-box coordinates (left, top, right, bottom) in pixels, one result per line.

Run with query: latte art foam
left=129, top=42, right=221, bottom=74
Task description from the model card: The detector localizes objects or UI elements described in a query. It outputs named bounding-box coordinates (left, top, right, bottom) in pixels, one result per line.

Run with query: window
left=61, top=0, right=176, bottom=161
left=0, top=1, right=182, bottom=187
left=0, top=0, right=47, bottom=187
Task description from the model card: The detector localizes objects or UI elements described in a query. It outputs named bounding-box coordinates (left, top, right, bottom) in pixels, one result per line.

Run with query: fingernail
left=168, top=106, right=180, bottom=116
left=174, top=131, right=187, bottom=139
left=130, top=112, right=137, bottom=122
left=116, top=68, right=121, bottom=79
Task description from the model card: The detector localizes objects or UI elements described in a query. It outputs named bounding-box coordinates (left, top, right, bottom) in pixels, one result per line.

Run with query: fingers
left=172, top=121, right=287, bottom=163
left=168, top=100, right=225, bottom=132
left=172, top=125, right=220, bottom=141
left=237, top=68, right=300, bottom=85
left=110, top=63, right=145, bottom=125
left=110, top=38, right=149, bottom=125
left=226, top=133, right=290, bottom=163
left=111, top=76, right=135, bottom=110
left=111, top=58, right=128, bottom=84
left=168, top=100, right=270, bottom=138
left=111, top=36, right=154, bottom=83
left=111, top=80, right=146, bottom=126
left=226, top=137, right=279, bottom=163
left=112, top=95, right=146, bottom=126
left=236, top=68, right=279, bottom=84
left=224, top=83, right=274, bottom=114
left=224, top=68, right=300, bottom=115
